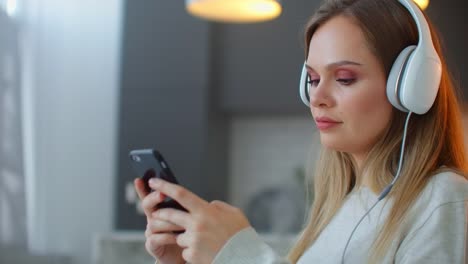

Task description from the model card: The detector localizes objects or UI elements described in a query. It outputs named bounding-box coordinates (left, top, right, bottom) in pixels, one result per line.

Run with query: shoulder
left=404, top=170, right=467, bottom=228
left=396, top=171, right=467, bottom=263
left=423, top=170, right=467, bottom=204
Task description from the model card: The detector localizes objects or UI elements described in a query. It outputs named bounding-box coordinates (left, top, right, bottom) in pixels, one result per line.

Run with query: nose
left=309, top=80, right=334, bottom=108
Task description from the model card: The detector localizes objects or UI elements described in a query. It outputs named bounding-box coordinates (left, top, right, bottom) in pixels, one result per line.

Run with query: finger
left=153, top=208, right=191, bottom=229
left=210, top=200, right=235, bottom=210
left=146, top=233, right=178, bottom=251
left=134, top=178, right=148, bottom=200
left=141, top=190, right=166, bottom=216
left=148, top=178, right=209, bottom=213
left=148, top=219, right=185, bottom=233
left=182, top=248, right=196, bottom=263
left=175, top=232, right=192, bottom=248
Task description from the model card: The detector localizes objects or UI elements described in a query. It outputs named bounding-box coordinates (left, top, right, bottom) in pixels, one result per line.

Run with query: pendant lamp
left=413, top=0, right=429, bottom=10
left=186, top=0, right=282, bottom=23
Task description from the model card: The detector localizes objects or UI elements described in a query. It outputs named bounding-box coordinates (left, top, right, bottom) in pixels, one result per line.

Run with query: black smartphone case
left=129, top=149, right=187, bottom=212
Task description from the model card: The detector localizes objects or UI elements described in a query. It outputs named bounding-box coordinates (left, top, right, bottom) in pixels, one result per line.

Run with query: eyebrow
left=305, top=60, right=363, bottom=71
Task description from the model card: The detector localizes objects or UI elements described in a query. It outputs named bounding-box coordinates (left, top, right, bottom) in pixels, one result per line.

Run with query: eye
left=307, top=74, right=320, bottom=87
left=336, top=78, right=356, bottom=86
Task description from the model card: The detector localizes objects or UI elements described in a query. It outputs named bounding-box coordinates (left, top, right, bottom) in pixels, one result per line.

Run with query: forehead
left=307, top=15, right=374, bottom=67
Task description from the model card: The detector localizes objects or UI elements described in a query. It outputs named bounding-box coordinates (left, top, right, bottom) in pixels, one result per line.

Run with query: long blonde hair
left=287, top=0, right=468, bottom=262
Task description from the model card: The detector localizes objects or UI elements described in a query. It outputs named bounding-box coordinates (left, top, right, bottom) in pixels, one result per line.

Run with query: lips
left=315, top=116, right=342, bottom=130
left=316, top=116, right=340, bottom=123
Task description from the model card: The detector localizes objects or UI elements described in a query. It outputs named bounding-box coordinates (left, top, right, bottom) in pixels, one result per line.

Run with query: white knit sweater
left=213, top=171, right=468, bottom=264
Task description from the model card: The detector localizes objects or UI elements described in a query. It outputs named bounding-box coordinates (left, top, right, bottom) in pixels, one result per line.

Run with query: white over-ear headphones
left=299, top=0, right=442, bottom=115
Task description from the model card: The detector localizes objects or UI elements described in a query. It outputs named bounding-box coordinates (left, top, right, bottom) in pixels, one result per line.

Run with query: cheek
left=341, top=85, right=393, bottom=139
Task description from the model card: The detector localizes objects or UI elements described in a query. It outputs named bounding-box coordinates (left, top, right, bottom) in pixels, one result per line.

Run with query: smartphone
left=129, top=148, right=187, bottom=212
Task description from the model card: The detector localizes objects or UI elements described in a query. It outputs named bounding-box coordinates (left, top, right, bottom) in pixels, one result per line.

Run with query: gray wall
left=214, top=3, right=318, bottom=115
left=427, top=0, right=468, bottom=100
left=116, top=1, right=229, bottom=229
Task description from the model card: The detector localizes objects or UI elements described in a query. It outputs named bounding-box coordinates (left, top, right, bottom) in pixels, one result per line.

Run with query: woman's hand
left=147, top=178, right=252, bottom=264
left=134, top=178, right=185, bottom=264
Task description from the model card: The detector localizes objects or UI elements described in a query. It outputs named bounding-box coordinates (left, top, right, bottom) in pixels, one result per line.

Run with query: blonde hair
left=287, top=0, right=468, bottom=262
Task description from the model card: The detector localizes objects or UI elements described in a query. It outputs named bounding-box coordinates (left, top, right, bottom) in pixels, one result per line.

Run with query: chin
left=319, top=135, right=351, bottom=153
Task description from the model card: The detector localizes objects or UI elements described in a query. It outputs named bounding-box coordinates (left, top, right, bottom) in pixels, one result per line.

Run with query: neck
left=351, top=153, right=373, bottom=188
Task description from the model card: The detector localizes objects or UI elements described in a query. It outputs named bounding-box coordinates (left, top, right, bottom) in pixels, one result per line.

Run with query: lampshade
left=413, top=0, right=429, bottom=10
left=186, top=0, right=282, bottom=23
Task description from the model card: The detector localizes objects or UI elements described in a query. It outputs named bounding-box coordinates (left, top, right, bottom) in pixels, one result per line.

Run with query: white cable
left=390, top=112, right=413, bottom=186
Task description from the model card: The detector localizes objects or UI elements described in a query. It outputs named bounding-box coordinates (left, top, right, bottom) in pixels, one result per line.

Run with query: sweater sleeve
left=397, top=201, right=467, bottom=264
left=212, top=227, right=292, bottom=264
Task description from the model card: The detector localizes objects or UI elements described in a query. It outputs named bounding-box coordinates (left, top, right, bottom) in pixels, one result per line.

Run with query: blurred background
left=0, top=0, right=466, bottom=263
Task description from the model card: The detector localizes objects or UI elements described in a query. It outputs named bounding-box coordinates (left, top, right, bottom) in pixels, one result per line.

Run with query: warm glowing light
left=412, top=0, right=429, bottom=10
left=186, top=0, right=282, bottom=23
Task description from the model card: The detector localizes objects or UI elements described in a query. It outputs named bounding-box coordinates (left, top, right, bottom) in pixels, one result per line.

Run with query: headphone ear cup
left=299, top=63, right=310, bottom=106
left=386, top=45, right=416, bottom=112
left=400, top=50, right=442, bottom=115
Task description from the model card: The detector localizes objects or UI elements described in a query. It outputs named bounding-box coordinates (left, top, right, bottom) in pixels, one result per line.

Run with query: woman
left=134, top=0, right=468, bottom=263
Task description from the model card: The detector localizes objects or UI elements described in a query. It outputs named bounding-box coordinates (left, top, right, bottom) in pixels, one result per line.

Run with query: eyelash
left=307, top=78, right=320, bottom=86
left=337, top=78, right=356, bottom=85
left=307, top=76, right=356, bottom=86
